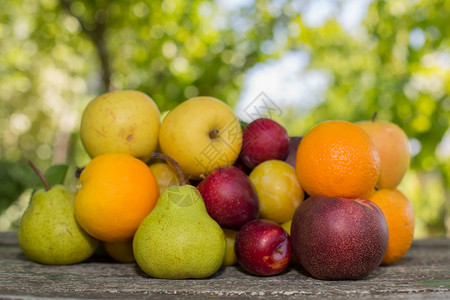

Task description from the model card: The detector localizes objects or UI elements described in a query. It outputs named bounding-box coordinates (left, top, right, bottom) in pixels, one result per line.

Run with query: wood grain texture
left=0, top=231, right=449, bottom=299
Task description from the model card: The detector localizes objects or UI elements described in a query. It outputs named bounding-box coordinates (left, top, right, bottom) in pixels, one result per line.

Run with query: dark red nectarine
left=290, top=195, right=388, bottom=280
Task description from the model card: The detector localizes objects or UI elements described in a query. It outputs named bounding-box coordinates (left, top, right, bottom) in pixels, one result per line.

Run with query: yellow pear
left=80, top=90, right=160, bottom=163
left=356, top=116, right=410, bottom=189
left=159, top=96, right=242, bottom=178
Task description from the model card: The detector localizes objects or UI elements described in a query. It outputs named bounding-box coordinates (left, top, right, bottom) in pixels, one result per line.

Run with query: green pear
left=17, top=161, right=98, bottom=265
left=133, top=184, right=226, bottom=279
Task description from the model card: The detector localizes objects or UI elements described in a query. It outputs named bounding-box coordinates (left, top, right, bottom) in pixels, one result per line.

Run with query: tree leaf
left=36, top=165, right=69, bottom=190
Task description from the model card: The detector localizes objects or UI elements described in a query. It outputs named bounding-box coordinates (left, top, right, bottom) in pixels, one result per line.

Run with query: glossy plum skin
left=284, top=136, right=302, bottom=168
left=235, top=219, right=292, bottom=276
left=197, top=166, right=259, bottom=230
left=240, top=118, right=290, bottom=169
left=232, top=156, right=252, bottom=175
left=291, top=196, right=388, bottom=280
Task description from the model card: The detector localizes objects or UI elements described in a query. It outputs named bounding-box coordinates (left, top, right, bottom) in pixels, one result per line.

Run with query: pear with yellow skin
left=356, top=113, right=411, bottom=189
left=80, top=90, right=160, bottom=163
left=159, top=96, right=242, bottom=178
left=133, top=184, right=226, bottom=279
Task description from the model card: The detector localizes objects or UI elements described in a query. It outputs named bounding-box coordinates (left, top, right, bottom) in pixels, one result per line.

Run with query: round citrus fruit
left=75, top=153, right=159, bottom=242
left=249, top=160, right=304, bottom=224
left=369, top=189, right=414, bottom=265
left=296, top=120, right=381, bottom=198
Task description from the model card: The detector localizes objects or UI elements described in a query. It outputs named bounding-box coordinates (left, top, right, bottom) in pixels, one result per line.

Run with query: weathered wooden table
left=0, top=231, right=449, bottom=299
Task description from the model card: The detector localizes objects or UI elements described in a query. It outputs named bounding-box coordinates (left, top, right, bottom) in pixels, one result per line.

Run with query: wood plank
left=1, top=231, right=449, bottom=299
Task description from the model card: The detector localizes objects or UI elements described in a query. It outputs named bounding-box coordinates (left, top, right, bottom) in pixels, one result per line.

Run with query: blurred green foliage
left=0, top=0, right=448, bottom=237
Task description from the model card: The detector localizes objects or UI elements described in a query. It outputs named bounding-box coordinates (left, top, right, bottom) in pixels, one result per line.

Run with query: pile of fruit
left=17, top=90, right=415, bottom=281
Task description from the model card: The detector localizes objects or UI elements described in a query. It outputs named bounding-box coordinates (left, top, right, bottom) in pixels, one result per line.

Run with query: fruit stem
left=209, top=128, right=219, bottom=139
left=75, top=167, right=84, bottom=178
left=371, top=112, right=378, bottom=122
left=151, top=152, right=185, bottom=186
left=28, top=160, right=51, bottom=191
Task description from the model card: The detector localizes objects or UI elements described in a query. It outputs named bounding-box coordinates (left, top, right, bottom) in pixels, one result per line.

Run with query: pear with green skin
left=18, top=162, right=99, bottom=265
left=133, top=184, right=226, bottom=279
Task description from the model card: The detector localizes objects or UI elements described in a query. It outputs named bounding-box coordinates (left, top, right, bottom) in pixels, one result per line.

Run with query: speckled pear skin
left=133, top=185, right=226, bottom=279
left=17, top=185, right=99, bottom=265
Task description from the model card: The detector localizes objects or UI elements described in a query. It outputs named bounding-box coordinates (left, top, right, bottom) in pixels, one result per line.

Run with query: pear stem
left=209, top=128, right=219, bottom=139
left=151, top=152, right=185, bottom=186
left=371, top=112, right=378, bottom=122
left=28, top=160, right=51, bottom=191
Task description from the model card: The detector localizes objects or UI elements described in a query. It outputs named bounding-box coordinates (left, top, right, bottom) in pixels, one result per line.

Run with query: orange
left=295, top=120, right=381, bottom=198
left=369, top=189, right=415, bottom=265
left=75, top=153, right=159, bottom=242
